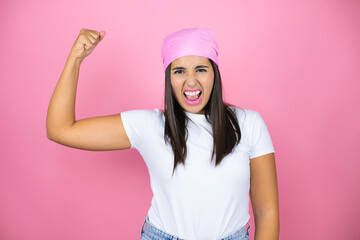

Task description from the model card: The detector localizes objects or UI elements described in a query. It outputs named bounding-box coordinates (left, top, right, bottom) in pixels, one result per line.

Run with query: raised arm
left=46, top=29, right=131, bottom=151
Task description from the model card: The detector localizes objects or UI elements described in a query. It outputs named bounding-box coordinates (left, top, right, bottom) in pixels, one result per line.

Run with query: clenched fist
left=69, top=28, right=106, bottom=63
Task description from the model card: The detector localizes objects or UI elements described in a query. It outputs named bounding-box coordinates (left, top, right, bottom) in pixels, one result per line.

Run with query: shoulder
left=121, top=108, right=163, bottom=117
left=120, top=108, right=164, bottom=124
left=227, top=105, right=260, bottom=126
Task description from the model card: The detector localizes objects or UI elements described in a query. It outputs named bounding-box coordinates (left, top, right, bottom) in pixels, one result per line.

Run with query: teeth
left=184, top=90, right=201, bottom=96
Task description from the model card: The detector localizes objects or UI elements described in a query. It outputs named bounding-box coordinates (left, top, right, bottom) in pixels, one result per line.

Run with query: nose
left=185, top=73, right=198, bottom=88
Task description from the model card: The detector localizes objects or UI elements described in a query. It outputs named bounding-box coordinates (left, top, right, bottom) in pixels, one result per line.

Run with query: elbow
left=46, top=117, right=55, bottom=140
left=46, top=123, right=52, bottom=140
left=46, top=124, right=61, bottom=142
left=46, top=128, right=56, bottom=141
left=46, top=124, right=72, bottom=144
left=46, top=121, right=54, bottom=140
left=46, top=121, right=64, bottom=141
left=47, top=132, right=53, bottom=141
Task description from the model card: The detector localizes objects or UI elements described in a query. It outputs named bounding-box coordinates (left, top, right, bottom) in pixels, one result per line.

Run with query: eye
left=196, top=68, right=207, bottom=72
left=174, top=70, right=184, bottom=74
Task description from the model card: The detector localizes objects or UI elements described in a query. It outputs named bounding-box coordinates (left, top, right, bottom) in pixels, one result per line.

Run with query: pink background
left=1, top=0, right=359, bottom=239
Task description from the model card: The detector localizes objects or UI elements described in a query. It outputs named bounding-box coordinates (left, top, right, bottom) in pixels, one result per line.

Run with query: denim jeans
left=140, top=215, right=251, bottom=240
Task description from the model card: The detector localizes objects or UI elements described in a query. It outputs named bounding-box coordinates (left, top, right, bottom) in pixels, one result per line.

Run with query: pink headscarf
left=161, top=28, right=219, bottom=71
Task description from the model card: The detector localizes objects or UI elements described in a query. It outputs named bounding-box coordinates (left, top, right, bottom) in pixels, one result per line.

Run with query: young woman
left=46, top=28, right=279, bottom=240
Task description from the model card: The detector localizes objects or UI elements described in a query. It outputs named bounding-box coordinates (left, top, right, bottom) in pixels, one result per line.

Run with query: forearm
left=254, top=212, right=279, bottom=240
left=46, top=56, right=81, bottom=138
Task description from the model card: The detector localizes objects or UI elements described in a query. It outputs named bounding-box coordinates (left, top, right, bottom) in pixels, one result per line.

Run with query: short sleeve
left=249, top=111, right=275, bottom=159
left=120, top=109, right=160, bottom=150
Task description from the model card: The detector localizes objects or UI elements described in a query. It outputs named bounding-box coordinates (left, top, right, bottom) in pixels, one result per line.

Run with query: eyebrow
left=171, top=65, right=209, bottom=71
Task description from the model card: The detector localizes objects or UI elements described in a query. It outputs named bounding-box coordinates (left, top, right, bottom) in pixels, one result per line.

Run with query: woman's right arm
left=46, top=29, right=131, bottom=151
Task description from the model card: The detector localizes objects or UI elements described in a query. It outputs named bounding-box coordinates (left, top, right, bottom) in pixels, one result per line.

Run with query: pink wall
left=1, top=0, right=359, bottom=239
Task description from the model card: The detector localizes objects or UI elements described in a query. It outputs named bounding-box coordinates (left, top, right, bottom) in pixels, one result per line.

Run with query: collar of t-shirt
left=184, top=110, right=212, bottom=133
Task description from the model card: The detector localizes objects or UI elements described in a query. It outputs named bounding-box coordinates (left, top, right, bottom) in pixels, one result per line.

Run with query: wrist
left=66, top=54, right=83, bottom=67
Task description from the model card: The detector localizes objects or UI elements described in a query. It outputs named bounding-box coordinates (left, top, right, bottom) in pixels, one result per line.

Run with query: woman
left=46, top=28, right=279, bottom=240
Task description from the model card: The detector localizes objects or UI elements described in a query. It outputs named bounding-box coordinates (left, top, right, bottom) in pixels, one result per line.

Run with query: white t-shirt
left=120, top=106, right=275, bottom=239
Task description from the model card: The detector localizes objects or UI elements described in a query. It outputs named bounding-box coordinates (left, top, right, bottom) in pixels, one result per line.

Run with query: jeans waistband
left=140, top=216, right=251, bottom=240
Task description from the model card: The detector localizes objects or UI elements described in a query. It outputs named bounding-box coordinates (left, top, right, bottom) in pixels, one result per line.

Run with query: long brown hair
left=164, top=59, right=241, bottom=175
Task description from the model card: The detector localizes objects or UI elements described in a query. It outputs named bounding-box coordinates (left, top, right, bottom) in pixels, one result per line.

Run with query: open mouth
left=183, top=89, right=202, bottom=105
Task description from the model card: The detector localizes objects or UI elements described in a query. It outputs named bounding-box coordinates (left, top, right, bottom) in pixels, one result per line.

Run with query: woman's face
left=170, top=55, right=214, bottom=114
